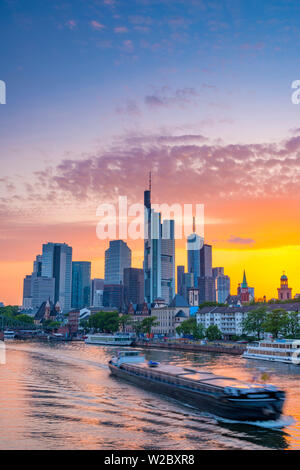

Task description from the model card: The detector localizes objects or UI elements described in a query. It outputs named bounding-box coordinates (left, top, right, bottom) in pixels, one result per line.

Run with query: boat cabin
left=115, top=350, right=145, bottom=365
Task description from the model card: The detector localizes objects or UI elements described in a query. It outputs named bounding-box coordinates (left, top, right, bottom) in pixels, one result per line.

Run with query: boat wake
left=169, top=400, right=294, bottom=430
left=216, top=414, right=295, bottom=430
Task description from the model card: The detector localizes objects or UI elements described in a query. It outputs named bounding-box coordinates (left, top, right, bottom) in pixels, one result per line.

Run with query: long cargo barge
left=109, top=351, right=285, bottom=422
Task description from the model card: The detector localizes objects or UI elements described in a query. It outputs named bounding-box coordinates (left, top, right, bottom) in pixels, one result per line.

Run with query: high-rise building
left=41, top=242, right=72, bottom=312
left=22, top=274, right=32, bottom=308
left=182, top=272, right=194, bottom=301
left=200, top=244, right=212, bottom=278
left=177, top=265, right=185, bottom=296
left=31, top=276, right=55, bottom=310
left=105, top=240, right=131, bottom=285
left=188, top=229, right=213, bottom=302
left=103, top=284, right=124, bottom=310
left=71, top=261, right=91, bottom=309
left=187, top=234, right=203, bottom=288
left=33, top=255, right=42, bottom=277
left=91, top=278, right=104, bottom=307
left=161, top=219, right=175, bottom=304
left=198, top=276, right=216, bottom=303
left=143, top=180, right=175, bottom=304
left=187, top=226, right=213, bottom=289
left=124, top=267, right=144, bottom=306
left=278, top=273, right=292, bottom=301
left=213, top=267, right=230, bottom=304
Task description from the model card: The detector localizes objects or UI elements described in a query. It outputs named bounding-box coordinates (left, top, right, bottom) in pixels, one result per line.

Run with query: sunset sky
left=1, top=0, right=300, bottom=305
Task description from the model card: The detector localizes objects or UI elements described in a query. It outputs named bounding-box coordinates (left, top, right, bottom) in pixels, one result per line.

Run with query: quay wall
left=135, top=341, right=246, bottom=355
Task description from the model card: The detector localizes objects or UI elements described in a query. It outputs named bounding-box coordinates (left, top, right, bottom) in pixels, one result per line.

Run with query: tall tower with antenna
left=143, top=173, right=175, bottom=304
left=187, top=215, right=204, bottom=288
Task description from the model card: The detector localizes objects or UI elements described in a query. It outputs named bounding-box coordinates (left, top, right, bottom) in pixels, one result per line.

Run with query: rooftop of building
left=169, top=294, right=189, bottom=308
left=175, top=309, right=188, bottom=318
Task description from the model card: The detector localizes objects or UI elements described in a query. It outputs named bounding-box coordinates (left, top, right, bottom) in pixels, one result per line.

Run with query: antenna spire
left=193, top=216, right=195, bottom=233
left=149, top=171, right=151, bottom=193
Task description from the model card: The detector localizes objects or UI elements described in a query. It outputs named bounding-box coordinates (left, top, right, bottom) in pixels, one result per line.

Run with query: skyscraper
left=91, top=278, right=104, bottom=307
left=33, top=255, right=42, bottom=277
left=31, top=276, right=55, bottom=310
left=177, top=265, right=185, bottom=296
left=124, top=267, right=144, bottom=306
left=105, top=240, right=131, bottom=285
left=22, top=253, right=52, bottom=310
left=183, top=272, right=194, bottom=301
left=143, top=179, right=175, bottom=304
left=200, top=244, right=212, bottom=278
left=41, top=242, right=72, bottom=312
left=212, top=267, right=230, bottom=304
left=103, top=284, right=124, bottom=310
left=71, top=261, right=91, bottom=309
left=161, top=219, right=175, bottom=304
left=187, top=234, right=203, bottom=287
left=22, top=274, right=32, bottom=309
left=198, top=277, right=216, bottom=303
left=187, top=219, right=204, bottom=288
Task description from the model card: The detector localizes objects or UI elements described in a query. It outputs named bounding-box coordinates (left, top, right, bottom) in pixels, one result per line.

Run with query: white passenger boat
left=243, top=340, right=300, bottom=364
left=85, top=333, right=133, bottom=346
left=4, top=330, right=16, bottom=339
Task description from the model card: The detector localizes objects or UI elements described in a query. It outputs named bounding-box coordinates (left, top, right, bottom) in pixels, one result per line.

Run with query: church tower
left=240, top=270, right=250, bottom=303
left=277, top=273, right=292, bottom=301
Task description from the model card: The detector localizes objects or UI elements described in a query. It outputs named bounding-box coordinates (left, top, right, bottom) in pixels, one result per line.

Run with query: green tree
left=43, top=320, right=61, bottom=330
left=88, top=311, right=120, bottom=333
left=176, top=318, right=205, bottom=339
left=79, top=319, right=89, bottom=332
left=242, top=306, right=267, bottom=340
left=140, top=316, right=158, bottom=335
left=0, top=306, right=19, bottom=318
left=206, top=325, right=222, bottom=341
left=15, top=314, right=34, bottom=325
left=198, top=301, right=225, bottom=310
left=119, top=314, right=132, bottom=332
left=131, top=320, right=144, bottom=336
left=283, top=311, right=300, bottom=338
left=262, top=309, right=289, bottom=339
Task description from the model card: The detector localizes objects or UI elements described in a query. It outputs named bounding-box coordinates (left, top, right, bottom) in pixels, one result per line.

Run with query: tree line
left=242, top=307, right=300, bottom=340
left=80, top=311, right=158, bottom=335
left=176, top=318, right=222, bottom=341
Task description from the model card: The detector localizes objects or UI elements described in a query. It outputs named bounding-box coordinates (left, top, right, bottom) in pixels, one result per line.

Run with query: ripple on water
left=0, top=341, right=298, bottom=450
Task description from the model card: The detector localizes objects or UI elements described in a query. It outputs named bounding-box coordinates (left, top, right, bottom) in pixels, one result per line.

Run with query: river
left=0, top=340, right=299, bottom=450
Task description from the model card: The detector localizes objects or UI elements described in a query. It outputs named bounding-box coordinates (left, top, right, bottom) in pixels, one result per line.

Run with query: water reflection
left=0, top=341, right=298, bottom=449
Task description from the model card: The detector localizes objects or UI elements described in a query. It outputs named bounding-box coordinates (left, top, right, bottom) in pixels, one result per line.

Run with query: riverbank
left=135, top=340, right=246, bottom=355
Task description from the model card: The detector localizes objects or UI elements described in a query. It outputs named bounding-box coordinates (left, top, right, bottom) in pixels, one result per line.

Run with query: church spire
left=241, top=270, right=248, bottom=288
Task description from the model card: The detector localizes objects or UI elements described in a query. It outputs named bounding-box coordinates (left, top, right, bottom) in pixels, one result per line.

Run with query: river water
left=0, top=340, right=299, bottom=450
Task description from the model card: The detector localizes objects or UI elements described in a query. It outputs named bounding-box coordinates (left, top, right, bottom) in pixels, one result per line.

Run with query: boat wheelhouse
left=85, top=333, right=133, bottom=346
left=109, top=351, right=285, bottom=422
left=243, top=340, right=300, bottom=364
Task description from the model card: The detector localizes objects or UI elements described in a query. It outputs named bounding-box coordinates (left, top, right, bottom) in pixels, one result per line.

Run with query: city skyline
left=17, top=202, right=298, bottom=309
left=1, top=0, right=300, bottom=304
left=6, top=179, right=300, bottom=306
